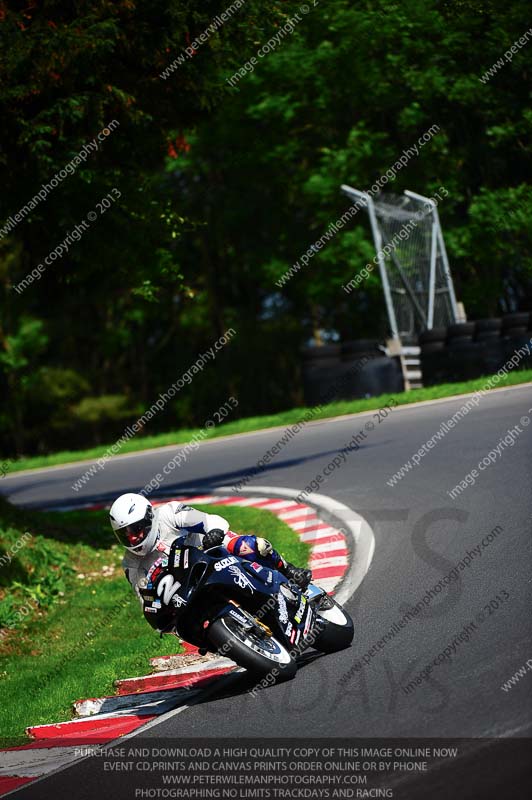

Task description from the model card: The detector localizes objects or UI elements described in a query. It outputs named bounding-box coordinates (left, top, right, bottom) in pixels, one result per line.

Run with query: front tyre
left=313, top=596, right=354, bottom=653
left=208, top=615, right=297, bottom=680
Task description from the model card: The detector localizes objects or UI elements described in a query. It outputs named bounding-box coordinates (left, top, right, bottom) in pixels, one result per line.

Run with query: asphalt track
left=2, top=383, right=532, bottom=797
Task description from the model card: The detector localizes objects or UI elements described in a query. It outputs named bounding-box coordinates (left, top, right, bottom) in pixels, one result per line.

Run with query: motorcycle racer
left=109, top=493, right=311, bottom=633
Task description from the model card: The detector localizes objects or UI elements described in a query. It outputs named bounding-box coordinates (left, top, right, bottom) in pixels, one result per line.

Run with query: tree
left=0, top=0, right=530, bottom=455
left=0, top=0, right=302, bottom=454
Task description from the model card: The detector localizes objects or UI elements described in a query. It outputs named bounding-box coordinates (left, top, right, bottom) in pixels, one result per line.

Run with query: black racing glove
left=203, top=528, right=225, bottom=550
left=284, top=562, right=312, bottom=590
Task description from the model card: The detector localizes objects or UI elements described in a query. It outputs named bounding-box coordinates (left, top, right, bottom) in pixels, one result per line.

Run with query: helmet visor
left=113, top=507, right=153, bottom=550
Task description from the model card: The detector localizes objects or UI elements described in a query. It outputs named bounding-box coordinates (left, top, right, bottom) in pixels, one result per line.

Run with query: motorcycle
left=142, top=539, right=354, bottom=680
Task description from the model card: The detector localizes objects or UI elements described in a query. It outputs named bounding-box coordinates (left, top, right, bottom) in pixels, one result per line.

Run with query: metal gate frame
left=341, top=185, right=459, bottom=338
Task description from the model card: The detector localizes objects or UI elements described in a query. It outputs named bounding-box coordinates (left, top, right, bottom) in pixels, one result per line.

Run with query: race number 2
left=157, top=575, right=182, bottom=605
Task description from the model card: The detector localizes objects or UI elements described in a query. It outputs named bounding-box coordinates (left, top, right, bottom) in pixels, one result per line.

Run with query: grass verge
left=0, top=500, right=309, bottom=746
left=3, top=368, right=532, bottom=475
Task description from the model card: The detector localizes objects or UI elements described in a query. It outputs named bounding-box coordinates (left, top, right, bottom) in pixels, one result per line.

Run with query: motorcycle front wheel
left=313, top=595, right=354, bottom=653
left=208, top=614, right=297, bottom=680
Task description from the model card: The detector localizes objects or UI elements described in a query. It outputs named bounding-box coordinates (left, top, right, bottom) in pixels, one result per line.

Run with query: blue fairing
left=202, top=547, right=288, bottom=597
left=157, top=541, right=316, bottom=651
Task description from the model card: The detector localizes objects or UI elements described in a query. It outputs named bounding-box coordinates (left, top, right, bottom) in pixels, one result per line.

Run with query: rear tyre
left=341, top=339, right=382, bottom=358
left=208, top=615, right=297, bottom=680
left=420, top=342, right=446, bottom=354
left=475, top=318, right=501, bottom=333
left=313, top=597, right=354, bottom=653
left=502, top=312, right=530, bottom=329
left=447, top=322, right=475, bottom=338
left=448, top=336, right=477, bottom=348
left=503, top=327, right=530, bottom=339
left=419, top=328, right=447, bottom=344
left=302, top=344, right=341, bottom=364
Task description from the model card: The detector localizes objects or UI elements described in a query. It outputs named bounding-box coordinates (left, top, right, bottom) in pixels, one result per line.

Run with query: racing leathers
left=122, top=500, right=294, bottom=633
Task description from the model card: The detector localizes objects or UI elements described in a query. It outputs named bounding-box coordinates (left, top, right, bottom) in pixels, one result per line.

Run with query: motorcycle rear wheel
left=208, top=615, right=297, bottom=680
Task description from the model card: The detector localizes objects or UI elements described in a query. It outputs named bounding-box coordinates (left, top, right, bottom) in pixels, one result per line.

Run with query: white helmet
left=109, top=493, right=158, bottom=557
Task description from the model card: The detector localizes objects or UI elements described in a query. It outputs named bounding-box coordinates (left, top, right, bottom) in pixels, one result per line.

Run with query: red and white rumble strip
left=175, top=494, right=350, bottom=594
left=0, top=493, right=349, bottom=796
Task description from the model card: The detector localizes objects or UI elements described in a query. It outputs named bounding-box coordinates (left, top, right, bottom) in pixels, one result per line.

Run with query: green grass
left=0, top=501, right=309, bottom=746
left=4, top=368, right=532, bottom=475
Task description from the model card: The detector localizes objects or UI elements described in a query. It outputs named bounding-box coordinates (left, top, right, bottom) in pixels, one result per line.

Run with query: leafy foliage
left=0, top=0, right=530, bottom=456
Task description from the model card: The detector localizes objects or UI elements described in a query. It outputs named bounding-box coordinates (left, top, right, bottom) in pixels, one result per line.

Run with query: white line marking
left=255, top=499, right=299, bottom=510
left=216, top=486, right=375, bottom=606
left=278, top=508, right=314, bottom=520
left=310, top=576, right=342, bottom=593
left=310, top=540, right=349, bottom=554
left=4, top=381, right=530, bottom=481
left=298, top=527, right=343, bottom=542
left=289, top=518, right=322, bottom=530
left=0, top=746, right=84, bottom=779
left=2, top=488, right=373, bottom=795
left=309, top=555, right=349, bottom=569
left=226, top=497, right=269, bottom=506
